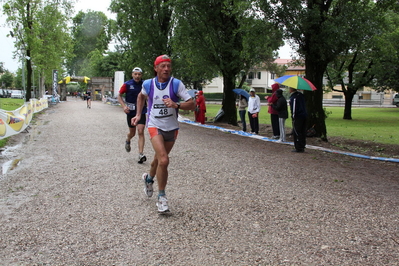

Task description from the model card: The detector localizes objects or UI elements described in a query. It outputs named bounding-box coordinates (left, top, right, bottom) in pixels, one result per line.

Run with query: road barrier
left=0, top=98, right=48, bottom=139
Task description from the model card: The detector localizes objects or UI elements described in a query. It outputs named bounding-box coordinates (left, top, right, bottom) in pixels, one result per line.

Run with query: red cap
left=154, top=55, right=171, bottom=66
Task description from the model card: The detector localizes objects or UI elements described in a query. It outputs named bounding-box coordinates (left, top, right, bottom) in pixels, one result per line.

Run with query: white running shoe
left=156, top=195, right=170, bottom=213
left=138, top=154, right=147, bottom=164
left=142, top=173, right=153, bottom=197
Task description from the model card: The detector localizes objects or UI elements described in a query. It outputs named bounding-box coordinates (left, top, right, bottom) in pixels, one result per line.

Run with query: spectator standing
left=195, top=90, right=206, bottom=124
left=289, top=87, right=307, bottom=152
left=266, top=83, right=280, bottom=139
left=271, top=89, right=288, bottom=142
left=194, top=94, right=199, bottom=122
left=238, top=95, right=248, bottom=132
left=248, top=88, right=261, bottom=134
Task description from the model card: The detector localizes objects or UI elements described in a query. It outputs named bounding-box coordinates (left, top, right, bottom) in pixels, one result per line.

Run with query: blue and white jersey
left=142, top=77, right=191, bottom=131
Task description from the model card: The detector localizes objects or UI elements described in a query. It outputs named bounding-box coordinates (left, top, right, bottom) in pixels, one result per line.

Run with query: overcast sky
left=0, top=0, right=293, bottom=73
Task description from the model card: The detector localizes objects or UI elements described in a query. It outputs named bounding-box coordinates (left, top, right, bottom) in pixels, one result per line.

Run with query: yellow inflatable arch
left=58, top=76, right=91, bottom=84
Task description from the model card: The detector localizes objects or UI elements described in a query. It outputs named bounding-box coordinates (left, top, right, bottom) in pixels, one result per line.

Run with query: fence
left=0, top=98, right=49, bottom=139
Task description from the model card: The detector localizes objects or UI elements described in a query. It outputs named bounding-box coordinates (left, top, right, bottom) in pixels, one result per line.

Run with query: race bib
left=126, top=102, right=136, bottom=111
left=153, top=104, right=173, bottom=118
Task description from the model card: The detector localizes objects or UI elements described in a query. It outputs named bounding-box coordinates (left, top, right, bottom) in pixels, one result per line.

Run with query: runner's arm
left=172, top=98, right=195, bottom=111
left=131, top=92, right=146, bottom=126
left=117, top=84, right=129, bottom=113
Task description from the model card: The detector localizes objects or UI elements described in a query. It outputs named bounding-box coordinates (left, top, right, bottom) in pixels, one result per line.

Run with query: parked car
left=11, top=90, right=24, bottom=99
left=393, top=93, right=399, bottom=107
left=0, top=89, right=11, bottom=98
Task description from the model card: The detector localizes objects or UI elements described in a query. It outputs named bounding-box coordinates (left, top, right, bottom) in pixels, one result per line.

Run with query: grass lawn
left=0, top=98, right=25, bottom=111
left=184, top=104, right=399, bottom=145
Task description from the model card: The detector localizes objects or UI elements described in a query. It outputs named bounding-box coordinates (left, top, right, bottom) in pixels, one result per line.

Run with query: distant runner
left=86, top=89, right=91, bottom=109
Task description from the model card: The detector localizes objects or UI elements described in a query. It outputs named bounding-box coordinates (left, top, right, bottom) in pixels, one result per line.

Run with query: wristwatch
left=176, top=102, right=180, bottom=108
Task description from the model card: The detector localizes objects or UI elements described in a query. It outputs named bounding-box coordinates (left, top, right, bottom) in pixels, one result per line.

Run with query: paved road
left=0, top=98, right=398, bottom=265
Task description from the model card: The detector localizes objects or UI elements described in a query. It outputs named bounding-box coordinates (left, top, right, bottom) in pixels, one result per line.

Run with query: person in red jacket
left=195, top=90, right=206, bottom=124
left=265, top=83, right=280, bottom=139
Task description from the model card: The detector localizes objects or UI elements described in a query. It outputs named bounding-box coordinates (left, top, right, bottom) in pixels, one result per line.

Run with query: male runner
left=132, top=55, right=195, bottom=213
left=117, top=67, right=147, bottom=164
left=86, top=89, right=91, bottom=109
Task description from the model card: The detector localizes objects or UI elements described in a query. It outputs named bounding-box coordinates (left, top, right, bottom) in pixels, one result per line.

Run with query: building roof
left=274, top=58, right=305, bottom=71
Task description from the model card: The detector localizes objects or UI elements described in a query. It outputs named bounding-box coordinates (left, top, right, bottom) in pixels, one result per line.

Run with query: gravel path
left=0, top=98, right=398, bottom=265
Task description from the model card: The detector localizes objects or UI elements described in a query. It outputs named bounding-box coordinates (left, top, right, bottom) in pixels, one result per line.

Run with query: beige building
left=203, top=59, right=395, bottom=104
left=203, top=58, right=305, bottom=93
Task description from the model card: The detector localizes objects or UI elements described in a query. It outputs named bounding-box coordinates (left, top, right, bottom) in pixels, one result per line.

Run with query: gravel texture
left=0, top=98, right=398, bottom=265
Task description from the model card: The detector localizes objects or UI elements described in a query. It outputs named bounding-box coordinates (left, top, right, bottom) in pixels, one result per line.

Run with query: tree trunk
left=25, top=2, right=32, bottom=101
left=218, top=74, right=237, bottom=125
left=305, top=60, right=328, bottom=141
left=237, top=73, right=246, bottom=88
left=25, top=49, right=32, bottom=101
left=343, top=91, right=355, bottom=120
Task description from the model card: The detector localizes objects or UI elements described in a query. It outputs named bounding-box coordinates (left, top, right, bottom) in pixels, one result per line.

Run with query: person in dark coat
left=265, top=83, right=280, bottom=139
left=271, top=89, right=288, bottom=142
left=289, top=87, right=307, bottom=152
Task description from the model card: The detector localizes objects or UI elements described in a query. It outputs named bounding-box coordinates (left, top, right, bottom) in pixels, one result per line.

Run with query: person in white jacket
left=247, top=88, right=261, bottom=134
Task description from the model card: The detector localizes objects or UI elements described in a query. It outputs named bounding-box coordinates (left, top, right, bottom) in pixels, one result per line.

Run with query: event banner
left=0, top=98, right=49, bottom=139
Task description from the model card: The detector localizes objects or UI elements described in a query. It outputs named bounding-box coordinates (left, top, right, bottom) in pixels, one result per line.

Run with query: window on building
left=271, top=73, right=275, bottom=79
left=248, top=72, right=254, bottom=79
left=257, top=72, right=261, bottom=79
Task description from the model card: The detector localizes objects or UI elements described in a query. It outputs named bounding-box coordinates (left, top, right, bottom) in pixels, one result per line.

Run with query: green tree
left=13, top=68, right=23, bottom=88
left=34, top=3, right=73, bottom=97
left=173, top=0, right=282, bottom=124
left=371, top=10, right=399, bottom=93
left=0, top=70, right=15, bottom=88
left=3, top=0, right=73, bottom=100
left=324, top=2, right=392, bottom=119
left=67, top=10, right=112, bottom=76
left=89, top=51, right=123, bottom=78
left=110, top=0, right=173, bottom=77
left=258, top=0, right=398, bottom=140
left=0, top=62, right=5, bottom=74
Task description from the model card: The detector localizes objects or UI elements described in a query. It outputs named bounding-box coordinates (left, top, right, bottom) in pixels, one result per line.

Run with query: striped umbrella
left=274, top=75, right=317, bottom=91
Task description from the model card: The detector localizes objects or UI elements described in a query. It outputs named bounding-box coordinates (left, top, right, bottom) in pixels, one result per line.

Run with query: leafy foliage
left=172, top=0, right=282, bottom=124
left=258, top=0, right=398, bottom=140
left=371, top=10, right=399, bottom=93
left=3, top=0, right=74, bottom=99
left=67, top=10, right=113, bottom=76
left=323, top=1, right=394, bottom=119
left=0, top=71, right=15, bottom=88
left=110, top=0, right=173, bottom=77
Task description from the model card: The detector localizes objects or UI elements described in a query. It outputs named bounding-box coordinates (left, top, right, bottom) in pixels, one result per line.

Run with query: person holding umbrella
left=289, top=87, right=307, bottom=152
left=248, top=88, right=261, bottom=134
left=237, top=95, right=248, bottom=132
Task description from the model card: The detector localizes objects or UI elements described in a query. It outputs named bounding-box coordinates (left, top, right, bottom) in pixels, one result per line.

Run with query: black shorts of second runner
left=127, top=113, right=146, bottom=128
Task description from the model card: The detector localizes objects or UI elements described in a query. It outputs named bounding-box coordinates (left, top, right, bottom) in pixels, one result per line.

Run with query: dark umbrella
left=233, top=88, right=250, bottom=100
left=187, top=90, right=198, bottom=98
